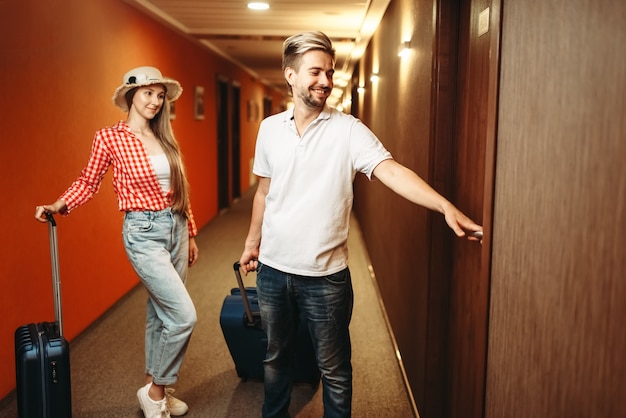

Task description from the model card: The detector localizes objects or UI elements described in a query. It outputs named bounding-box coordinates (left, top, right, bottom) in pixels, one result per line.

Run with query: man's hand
left=239, top=249, right=259, bottom=275
left=442, top=202, right=483, bottom=241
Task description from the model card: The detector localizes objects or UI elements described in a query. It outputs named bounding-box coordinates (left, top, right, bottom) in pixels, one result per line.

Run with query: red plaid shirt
left=60, top=121, right=198, bottom=237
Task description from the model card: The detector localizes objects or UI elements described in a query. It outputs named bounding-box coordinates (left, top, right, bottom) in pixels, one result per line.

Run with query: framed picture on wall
left=194, top=86, right=205, bottom=120
left=247, top=99, right=259, bottom=122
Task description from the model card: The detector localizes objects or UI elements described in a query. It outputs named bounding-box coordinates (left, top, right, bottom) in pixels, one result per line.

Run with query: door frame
left=444, top=0, right=501, bottom=417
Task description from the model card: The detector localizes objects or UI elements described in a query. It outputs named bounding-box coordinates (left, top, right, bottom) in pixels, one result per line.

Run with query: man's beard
left=298, top=86, right=328, bottom=109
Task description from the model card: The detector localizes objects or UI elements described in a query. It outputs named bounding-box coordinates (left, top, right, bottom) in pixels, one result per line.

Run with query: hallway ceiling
left=123, top=0, right=391, bottom=107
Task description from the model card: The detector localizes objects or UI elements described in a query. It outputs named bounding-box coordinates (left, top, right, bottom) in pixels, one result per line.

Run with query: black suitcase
left=15, top=214, right=72, bottom=417
left=219, top=262, right=320, bottom=388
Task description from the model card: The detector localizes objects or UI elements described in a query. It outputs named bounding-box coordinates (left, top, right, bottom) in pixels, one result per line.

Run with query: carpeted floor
left=0, top=187, right=415, bottom=417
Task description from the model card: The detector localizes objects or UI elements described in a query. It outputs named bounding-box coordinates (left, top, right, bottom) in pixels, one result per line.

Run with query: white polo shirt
left=253, top=105, right=392, bottom=276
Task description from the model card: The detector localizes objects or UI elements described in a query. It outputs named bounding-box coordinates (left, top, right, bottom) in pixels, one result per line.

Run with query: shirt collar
left=114, top=120, right=133, bottom=133
left=283, top=105, right=333, bottom=123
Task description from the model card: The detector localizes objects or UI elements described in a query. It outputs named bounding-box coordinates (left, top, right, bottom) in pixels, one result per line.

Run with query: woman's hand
left=188, top=237, right=199, bottom=267
left=34, top=200, right=67, bottom=222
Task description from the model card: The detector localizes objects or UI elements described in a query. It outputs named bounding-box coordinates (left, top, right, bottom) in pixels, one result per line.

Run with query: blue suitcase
left=219, top=262, right=320, bottom=388
left=15, top=215, right=72, bottom=417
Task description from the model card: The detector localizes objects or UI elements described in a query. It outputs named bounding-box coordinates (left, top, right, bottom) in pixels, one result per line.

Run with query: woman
left=35, top=66, right=198, bottom=418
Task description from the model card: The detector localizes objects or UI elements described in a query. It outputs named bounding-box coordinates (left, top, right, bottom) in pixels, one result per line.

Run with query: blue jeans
left=256, top=262, right=354, bottom=418
left=123, top=208, right=197, bottom=386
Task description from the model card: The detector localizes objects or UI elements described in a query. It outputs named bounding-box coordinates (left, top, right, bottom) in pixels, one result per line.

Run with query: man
left=239, top=31, right=482, bottom=418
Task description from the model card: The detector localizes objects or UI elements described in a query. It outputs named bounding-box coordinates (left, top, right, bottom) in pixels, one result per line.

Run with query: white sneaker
left=166, top=388, right=189, bottom=416
left=137, top=383, right=171, bottom=418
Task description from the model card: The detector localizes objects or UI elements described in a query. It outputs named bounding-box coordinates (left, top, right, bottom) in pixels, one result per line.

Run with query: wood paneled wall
left=486, top=1, right=626, bottom=416
left=354, top=0, right=625, bottom=417
left=354, top=0, right=456, bottom=416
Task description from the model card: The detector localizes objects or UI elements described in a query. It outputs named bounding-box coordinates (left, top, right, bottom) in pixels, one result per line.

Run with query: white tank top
left=148, top=154, right=171, bottom=193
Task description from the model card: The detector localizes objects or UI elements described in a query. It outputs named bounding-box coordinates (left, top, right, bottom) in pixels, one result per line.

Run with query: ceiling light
left=247, top=2, right=270, bottom=10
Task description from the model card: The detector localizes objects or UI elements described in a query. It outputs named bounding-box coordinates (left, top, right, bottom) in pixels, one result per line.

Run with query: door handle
left=469, top=231, right=483, bottom=244
left=470, top=231, right=483, bottom=240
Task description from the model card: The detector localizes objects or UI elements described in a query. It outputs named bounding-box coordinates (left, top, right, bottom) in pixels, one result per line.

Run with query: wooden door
left=216, top=77, right=230, bottom=211
left=485, top=1, right=626, bottom=417
left=446, top=0, right=501, bottom=417
left=231, top=83, right=241, bottom=200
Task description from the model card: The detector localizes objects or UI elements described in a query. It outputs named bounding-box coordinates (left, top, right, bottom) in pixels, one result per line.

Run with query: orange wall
left=0, top=0, right=283, bottom=398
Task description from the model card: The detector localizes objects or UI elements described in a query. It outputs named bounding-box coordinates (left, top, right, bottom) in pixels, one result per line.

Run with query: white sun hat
left=112, top=66, right=182, bottom=112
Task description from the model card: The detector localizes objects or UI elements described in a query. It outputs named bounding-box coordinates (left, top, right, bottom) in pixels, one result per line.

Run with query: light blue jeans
left=122, top=208, right=197, bottom=386
left=256, top=262, right=354, bottom=418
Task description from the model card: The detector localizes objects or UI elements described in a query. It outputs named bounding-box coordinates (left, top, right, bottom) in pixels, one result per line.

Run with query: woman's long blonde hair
left=126, top=88, right=191, bottom=217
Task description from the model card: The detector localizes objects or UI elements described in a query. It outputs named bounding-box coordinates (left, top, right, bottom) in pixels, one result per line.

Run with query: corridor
left=0, top=188, right=415, bottom=417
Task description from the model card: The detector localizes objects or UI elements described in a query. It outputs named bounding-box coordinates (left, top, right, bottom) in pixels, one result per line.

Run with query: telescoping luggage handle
left=233, top=261, right=256, bottom=326
left=46, top=213, right=64, bottom=337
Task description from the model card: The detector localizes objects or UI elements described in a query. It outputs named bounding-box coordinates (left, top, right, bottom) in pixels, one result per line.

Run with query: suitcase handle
left=233, top=262, right=256, bottom=326
left=46, top=213, right=64, bottom=336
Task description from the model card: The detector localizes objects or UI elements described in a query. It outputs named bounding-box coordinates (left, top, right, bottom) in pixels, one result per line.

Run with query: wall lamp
left=370, top=73, right=379, bottom=83
left=247, top=2, right=270, bottom=10
left=398, top=41, right=411, bottom=57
